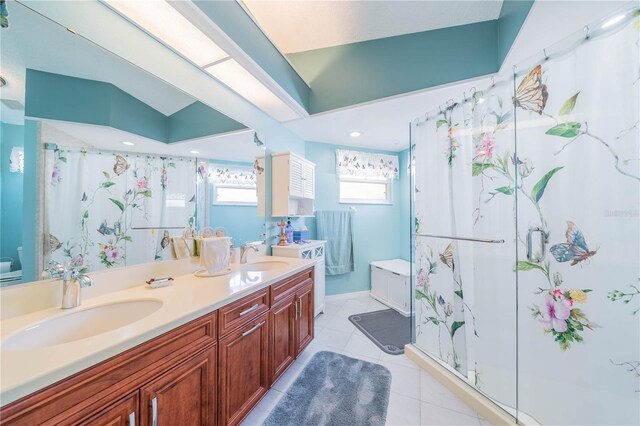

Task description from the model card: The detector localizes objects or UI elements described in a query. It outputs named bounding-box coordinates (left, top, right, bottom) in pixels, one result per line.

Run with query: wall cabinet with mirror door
left=0, top=1, right=267, bottom=286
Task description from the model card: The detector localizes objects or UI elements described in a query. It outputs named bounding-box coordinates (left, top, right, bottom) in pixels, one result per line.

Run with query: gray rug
left=349, top=309, right=411, bottom=355
left=264, top=351, right=391, bottom=426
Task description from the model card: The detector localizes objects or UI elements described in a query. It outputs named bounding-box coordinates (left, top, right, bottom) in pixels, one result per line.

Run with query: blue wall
left=289, top=20, right=499, bottom=113
left=21, top=120, right=39, bottom=283
left=304, top=141, right=410, bottom=295
left=0, top=123, right=25, bottom=271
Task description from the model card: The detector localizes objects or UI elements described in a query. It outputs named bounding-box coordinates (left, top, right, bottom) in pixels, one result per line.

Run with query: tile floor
left=241, top=293, right=488, bottom=426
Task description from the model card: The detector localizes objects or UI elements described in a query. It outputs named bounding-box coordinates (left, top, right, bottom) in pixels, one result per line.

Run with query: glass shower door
left=411, top=79, right=519, bottom=415
left=513, top=12, right=640, bottom=425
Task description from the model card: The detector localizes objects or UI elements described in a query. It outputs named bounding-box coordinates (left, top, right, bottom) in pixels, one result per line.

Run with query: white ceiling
left=0, top=2, right=195, bottom=118
left=44, top=120, right=263, bottom=163
left=243, top=0, right=503, bottom=54
left=283, top=0, right=634, bottom=152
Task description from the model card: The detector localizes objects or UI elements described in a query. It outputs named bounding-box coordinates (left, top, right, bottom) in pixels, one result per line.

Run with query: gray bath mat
left=349, top=309, right=411, bottom=355
left=264, top=351, right=391, bottom=426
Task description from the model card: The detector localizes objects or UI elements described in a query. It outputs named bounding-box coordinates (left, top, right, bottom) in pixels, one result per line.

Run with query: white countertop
left=0, top=256, right=314, bottom=406
left=271, top=240, right=326, bottom=250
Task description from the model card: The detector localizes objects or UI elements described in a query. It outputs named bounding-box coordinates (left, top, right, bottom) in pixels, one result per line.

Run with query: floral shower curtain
left=45, top=148, right=196, bottom=273
left=412, top=8, right=639, bottom=424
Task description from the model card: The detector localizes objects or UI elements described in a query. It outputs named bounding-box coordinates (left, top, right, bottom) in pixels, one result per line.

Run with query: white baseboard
left=405, top=344, right=517, bottom=426
left=325, top=290, right=371, bottom=301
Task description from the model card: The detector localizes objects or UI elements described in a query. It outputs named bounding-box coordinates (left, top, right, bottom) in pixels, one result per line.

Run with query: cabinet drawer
left=270, top=267, right=314, bottom=307
left=1, top=311, right=217, bottom=426
left=219, top=288, right=270, bottom=337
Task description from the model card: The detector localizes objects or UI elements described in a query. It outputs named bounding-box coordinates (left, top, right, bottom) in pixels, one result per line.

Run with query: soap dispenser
left=285, top=219, right=294, bottom=244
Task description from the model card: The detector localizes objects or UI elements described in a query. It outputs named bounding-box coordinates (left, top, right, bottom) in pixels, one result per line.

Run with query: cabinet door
left=295, top=284, right=314, bottom=355
left=387, top=273, right=409, bottom=313
left=289, top=157, right=303, bottom=198
left=270, top=297, right=296, bottom=385
left=370, top=266, right=388, bottom=301
left=218, top=314, right=270, bottom=426
left=78, top=392, right=139, bottom=426
left=302, top=163, right=315, bottom=199
left=140, top=346, right=217, bottom=426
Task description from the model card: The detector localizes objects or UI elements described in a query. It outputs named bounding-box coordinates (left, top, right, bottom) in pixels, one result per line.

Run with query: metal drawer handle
left=151, top=397, right=158, bottom=426
left=129, top=411, right=136, bottom=426
left=242, top=322, right=263, bottom=337
left=239, top=304, right=260, bottom=317
left=294, top=300, right=299, bottom=319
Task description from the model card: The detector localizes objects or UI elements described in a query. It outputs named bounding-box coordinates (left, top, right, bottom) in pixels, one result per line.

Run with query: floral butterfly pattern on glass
left=550, top=221, right=598, bottom=266
left=439, top=243, right=455, bottom=272
left=49, top=234, right=62, bottom=252
left=514, top=65, right=549, bottom=115
left=113, top=155, right=129, bottom=176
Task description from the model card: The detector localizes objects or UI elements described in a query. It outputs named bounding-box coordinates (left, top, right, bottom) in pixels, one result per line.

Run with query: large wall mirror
left=0, top=1, right=266, bottom=285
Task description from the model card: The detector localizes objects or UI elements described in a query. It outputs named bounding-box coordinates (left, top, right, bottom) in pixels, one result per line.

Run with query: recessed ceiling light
left=350, top=131, right=361, bottom=138
left=602, top=14, right=625, bottom=29
left=122, top=141, right=135, bottom=146
left=190, top=150, right=199, bottom=154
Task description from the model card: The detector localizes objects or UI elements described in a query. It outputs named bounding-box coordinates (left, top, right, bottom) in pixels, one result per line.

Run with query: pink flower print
left=541, top=293, right=571, bottom=333
left=103, top=244, right=120, bottom=261
left=51, top=166, right=61, bottom=185
left=71, top=255, right=84, bottom=268
left=136, top=177, right=148, bottom=190
left=417, top=269, right=428, bottom=290
left=476, top=133, right=495, bottom=158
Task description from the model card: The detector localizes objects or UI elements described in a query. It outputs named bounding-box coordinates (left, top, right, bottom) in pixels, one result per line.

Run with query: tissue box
left=293, top=230, right=309, bottom=242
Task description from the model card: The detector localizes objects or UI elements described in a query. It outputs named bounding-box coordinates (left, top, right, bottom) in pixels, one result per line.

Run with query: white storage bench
left=370, top=259, right=411, bottom=316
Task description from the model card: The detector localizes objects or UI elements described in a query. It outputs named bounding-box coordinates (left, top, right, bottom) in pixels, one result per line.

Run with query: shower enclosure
left=410, top=7, right=640, bottom=425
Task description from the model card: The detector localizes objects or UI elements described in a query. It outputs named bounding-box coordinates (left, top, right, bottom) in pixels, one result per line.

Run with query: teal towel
left=316, top=210, right=354, bottom=275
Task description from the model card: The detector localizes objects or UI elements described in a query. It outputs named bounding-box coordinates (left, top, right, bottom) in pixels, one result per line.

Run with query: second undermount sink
left=2, top=299, right=163, bottom=350
left=241, top=260, right=290, bottom=273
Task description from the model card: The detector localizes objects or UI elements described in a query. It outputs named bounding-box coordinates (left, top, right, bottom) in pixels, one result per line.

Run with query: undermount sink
left=241, top=261, right=289, bottom=273
left=2, top=299, right=163, bottom=350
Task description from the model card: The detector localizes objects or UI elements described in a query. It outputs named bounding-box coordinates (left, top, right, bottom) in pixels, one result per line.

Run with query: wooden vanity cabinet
left=140, top=345, right=217, bottom=426
left=78, top=392, right=139, bottom=426
left=218, top=313, right=270, bottom=426
left=0, top=267, right=315, bottom=426
left=269, top=269, right=315, bottom=386
left=0, top=312, right=218, bottom=426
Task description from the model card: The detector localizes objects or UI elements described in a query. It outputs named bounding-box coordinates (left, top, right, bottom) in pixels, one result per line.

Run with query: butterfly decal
left=113, top=155, right=129, bottom=176
left=550, top=221, right=598, bottom=266
left=49, top=234, right=62, bottom=252
left=81, top=192, right=88, bottom=202
left=97, top=220, right=115, bottom=236
left=439, top=243, right=455, bottom=272
left=513, top=65, right=548, bottom=115
left=160, top=230, right=170, bottom=250
left=253, top=159, right=265, bottom=175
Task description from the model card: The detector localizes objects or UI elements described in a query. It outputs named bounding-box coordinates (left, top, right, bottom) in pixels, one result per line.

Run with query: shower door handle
left=526, top=227, right=547, bottom=263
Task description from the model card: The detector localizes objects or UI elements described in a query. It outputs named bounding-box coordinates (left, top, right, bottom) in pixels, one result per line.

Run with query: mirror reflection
left=0, top=2, right=265, bottom=285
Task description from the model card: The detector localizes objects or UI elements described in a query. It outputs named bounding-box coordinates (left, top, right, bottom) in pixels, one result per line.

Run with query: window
left=339, top=177, right=392, bottom=204
left=214, top=184, right=257, bottom=205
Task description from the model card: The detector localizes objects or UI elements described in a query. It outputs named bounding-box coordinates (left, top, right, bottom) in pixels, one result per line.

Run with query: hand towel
left=171, top=236, right=191, bottom=259
left=200, top=237, right=231, bottom=275
left=316, top=210, right=354, bottom=275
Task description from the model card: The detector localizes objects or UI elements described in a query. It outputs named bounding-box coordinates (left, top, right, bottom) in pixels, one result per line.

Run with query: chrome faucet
left=240, top=242, right=261, bottom=264
left=60, top=268, right=94, bottom=309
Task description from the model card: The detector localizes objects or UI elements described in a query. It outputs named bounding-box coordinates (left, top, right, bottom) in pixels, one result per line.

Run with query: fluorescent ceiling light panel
left=204, top=59, right=299, bottom=122
left=105, top=0, right=228, bottom=67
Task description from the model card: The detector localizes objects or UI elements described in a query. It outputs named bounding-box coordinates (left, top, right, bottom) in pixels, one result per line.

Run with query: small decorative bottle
left=285, top=219, right=294, bottom=244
